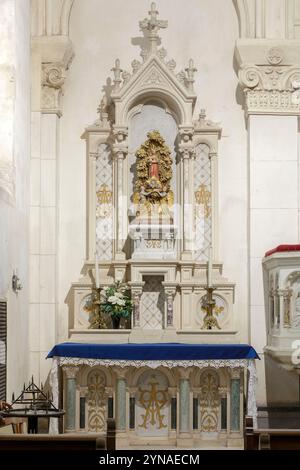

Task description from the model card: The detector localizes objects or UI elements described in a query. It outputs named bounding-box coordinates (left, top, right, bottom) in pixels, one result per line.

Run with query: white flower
left=108, top=295, right=125, bottom=307
left=114, top=292, right=123, bottom=298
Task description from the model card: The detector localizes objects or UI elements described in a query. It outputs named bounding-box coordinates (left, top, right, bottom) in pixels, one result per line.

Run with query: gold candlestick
left=202, top=286, right=221, bottom=330
left=89, top=287, right=107, bottom=329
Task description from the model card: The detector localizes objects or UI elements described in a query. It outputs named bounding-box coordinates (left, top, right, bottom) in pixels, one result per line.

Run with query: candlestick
left=207, top=245, right=213, bottom=288
left=95, top=251, right=100, bottom=289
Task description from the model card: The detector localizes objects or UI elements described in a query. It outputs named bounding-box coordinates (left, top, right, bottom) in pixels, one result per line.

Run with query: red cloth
left=265, top=244, right=300, bottom=257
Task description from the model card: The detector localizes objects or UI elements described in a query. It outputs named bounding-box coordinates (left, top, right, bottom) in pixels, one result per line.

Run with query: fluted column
left=63, top=366, right=79, bottom=432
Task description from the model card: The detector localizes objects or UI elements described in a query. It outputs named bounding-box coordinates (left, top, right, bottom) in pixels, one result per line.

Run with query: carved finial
left=139, top=2, right=168, bottom=54
left=111, top=59, right=123, bottom=91
left=185, top=59, right=197, bottom=92
left=122, top=70, right=131, bottom=85
left=96, top=95, right=109, bottom=127
left=131, top=59, right=142, bottom=74
left=199, top=109, right=206, bottom=125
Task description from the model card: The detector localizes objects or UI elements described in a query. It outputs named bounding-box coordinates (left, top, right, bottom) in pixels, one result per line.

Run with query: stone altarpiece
left=63, top=4, right=247, bottom=447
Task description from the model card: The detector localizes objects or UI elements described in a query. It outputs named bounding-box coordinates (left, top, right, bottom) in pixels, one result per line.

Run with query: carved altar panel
left=194, top=143, right=211, bottom=261
left=140, top=276, right=165, bottom=329
left=96, top=144, right=113, bottom=260
left=136, top=370, right=169, bottom=437
left=199, top=369, right=219, bottom=434
left=87, top=369, right=106, bottom=432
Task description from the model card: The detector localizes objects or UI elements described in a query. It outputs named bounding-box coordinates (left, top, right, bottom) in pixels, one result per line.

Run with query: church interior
left=1, top=0, right=300, bottom=451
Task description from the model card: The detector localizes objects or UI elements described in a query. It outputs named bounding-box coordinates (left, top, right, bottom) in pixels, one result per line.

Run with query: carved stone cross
left=139, top=2, right=168, bottom=54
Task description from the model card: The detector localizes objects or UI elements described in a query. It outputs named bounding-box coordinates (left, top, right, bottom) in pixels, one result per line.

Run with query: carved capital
left=41, top=62, right=66, bottom=116
left=236, top=41, right=300, bottom=115
left=178, top=368, right=191, bottom=380
left=230, top=368, right=241, bottom=380
left=63, top=365, right=80, bottom=379
left=179, top=145, right=194, bottom=160
left=113, top=127, right=128, bottom=143
left=114, top=367, right=128, bottom=379
left=239, top=52, right=300, bottom=115
left=218, top=386, right=227, bottom=397
left=112, top=140, right=128, bottom=160
left=80, top=387, right=89, bottom=398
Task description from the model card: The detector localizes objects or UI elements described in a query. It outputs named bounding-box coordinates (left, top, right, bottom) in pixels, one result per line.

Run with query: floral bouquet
left=101, top=282, right=133, bottom=326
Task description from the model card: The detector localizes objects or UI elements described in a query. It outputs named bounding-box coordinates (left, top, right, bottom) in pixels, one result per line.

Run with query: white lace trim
left=54, top=356, right=250, bottom=369
left=247, top=359, right=258, bottom=428
left=49, top=356, right=257, bottom=434
left=49, top=358, right=59, bottom=434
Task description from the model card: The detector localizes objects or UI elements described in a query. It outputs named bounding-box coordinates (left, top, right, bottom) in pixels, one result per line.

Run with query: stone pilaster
left=29, top=36, right=74, bottom=383
left=162, top=284, right=176, bottom=328
left=235, top=38, right=300, bottom=356
left=129, top=284, right=144, bottom=329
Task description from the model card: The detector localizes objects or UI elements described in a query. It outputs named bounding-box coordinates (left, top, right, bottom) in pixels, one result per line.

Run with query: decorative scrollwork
left=87, top=370, right=106, bottom=432
left=200, top=370, right=219, bottom=432
left=42, top=63, right=65, bottom=89
left=239, top=65, right=262, bottom=89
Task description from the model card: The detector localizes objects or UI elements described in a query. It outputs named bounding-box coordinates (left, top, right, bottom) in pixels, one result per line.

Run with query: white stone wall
left=0, top=0, right=31, bottom=398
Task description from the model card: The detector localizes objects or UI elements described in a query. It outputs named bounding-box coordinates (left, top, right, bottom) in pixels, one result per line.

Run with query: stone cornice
left=235, top=39, right=300, bottom=116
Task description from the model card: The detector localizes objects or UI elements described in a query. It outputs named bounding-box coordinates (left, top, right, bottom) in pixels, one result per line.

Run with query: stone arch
left=122, top=89, right=186, bottom=127
left=131, top=366, right=176, bottom=388
left=31, top=0, right=75, bottom=36
left=233, top=0, right=255, bottom=38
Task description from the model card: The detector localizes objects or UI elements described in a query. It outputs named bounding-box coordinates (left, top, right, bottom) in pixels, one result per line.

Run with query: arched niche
left=127, top=101, right=178, bottom=206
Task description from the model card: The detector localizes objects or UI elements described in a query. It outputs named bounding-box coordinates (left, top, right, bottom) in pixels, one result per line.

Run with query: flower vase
left=112, top=316, right=120, bottom=329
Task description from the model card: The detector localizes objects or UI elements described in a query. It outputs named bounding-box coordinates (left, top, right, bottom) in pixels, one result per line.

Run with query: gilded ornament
left=132, top=130, right=174, bottom=216
left=138, top=380, right=168, bottom=429
left=96, top=184, right=112, bottom=219
left=195, top=183, right=211, bottom=218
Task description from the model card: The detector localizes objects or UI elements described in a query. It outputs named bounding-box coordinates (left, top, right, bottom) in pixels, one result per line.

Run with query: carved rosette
left=41, top=62, right=66, bottom=116
left=238, top=47, right=300, bottom=115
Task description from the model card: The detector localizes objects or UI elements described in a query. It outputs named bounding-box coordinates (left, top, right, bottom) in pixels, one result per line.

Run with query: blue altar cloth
left=47, top=342, right=259, bottom=361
